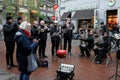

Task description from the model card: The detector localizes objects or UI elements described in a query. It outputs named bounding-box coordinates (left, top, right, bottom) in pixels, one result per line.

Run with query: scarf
left=21, top=29, right=31, bottom=38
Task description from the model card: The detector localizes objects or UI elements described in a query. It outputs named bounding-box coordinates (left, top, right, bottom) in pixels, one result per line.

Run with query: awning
left=19, top=7, right=28, bottom=13
left=30, top=10, right=38, bottom=14
left=72, top=10, right=94, bottom=19
left=61, top=12, right=71, bottom=20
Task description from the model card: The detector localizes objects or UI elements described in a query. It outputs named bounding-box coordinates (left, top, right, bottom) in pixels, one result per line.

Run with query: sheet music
left=58, top=63, right=75, bottom=73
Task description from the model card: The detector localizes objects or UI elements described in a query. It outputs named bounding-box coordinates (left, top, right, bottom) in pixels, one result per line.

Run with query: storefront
left=107, top=10, right=118, bottom=30
left=60, top=0, right=99, bottom=32
left=98, top=0, right=120, bottom=30
left=72, top=10, right=94, bottom=31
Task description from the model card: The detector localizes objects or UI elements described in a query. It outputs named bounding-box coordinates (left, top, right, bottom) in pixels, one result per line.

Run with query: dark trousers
left=79, top=45, right=90, bottom=56
left=5, top=41, right=15, bottom=66
left=64, top=36, right=72, bottom=53
left=94, top=48, right=108, bottom=62
left=51, top=39, right=60, bottom=56
left=38, top=40, right=47, bottom=58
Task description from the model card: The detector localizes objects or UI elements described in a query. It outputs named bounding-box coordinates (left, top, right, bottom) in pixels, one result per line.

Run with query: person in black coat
left=38, top=20, right=49, bottom=58
left=31, top=21, right=39, bottom=39
left=3, top=16, right=17, bottom=69
left=100, top=22, right=108, bottom=35
left=94, top=31, right=111, bottom=64
left=79, top=30, right=94, bottom=57
left=14, top=21, right=39, bottom=80
left=30, top=21, right=39, bottom=54
left=13, top=16, right=23, bottom=63
left=50, top=21, right=60, bottom=58
left=62, top=18, right=74, bottom=56
left=13, top=16, right=23, bottom=32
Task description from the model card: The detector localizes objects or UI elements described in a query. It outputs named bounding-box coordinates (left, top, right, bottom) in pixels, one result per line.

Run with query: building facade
left=40, top=0, right=55, bottom=23
left=59, top=0, right=120, bottom=31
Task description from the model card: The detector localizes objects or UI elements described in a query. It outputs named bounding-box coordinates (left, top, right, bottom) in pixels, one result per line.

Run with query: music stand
left=109, top=47, right=120, bottom=80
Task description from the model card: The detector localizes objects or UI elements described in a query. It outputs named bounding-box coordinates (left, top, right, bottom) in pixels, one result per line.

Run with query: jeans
left=20, top=72, right=30, bottom=80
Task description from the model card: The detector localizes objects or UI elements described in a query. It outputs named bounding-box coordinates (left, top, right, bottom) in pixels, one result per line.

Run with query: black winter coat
left=31, top=26, right=38, bottom=39
left=50, top=25, right=60, bottom=40
left=38, top=25, right=49, bottom=41
left=3, top=22, right=17, bottom=42
left=80, top=34, right=94, bottom=49
left=62, top=23, right=74, bottom=38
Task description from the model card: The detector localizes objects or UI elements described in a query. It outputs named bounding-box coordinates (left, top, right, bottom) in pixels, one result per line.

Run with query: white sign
left=108, top=0, right=116, bottom=7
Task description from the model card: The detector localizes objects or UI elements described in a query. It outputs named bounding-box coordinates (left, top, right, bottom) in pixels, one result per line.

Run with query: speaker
left=116, top=50, right=120, bottom=59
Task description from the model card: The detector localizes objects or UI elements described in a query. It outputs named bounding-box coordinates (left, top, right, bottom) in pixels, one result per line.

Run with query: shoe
left=95, top=61, right=101, bottom=64
left=68, top=52, right=72, bottom=56
left=11, top=64, right=18, bottom=67
left=7, top=65, right=11, bottom=69
left=79, top=53, right=84, bottom=57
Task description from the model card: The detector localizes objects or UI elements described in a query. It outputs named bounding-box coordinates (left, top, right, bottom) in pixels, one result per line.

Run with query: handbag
left=27, top=53, right=38, bottom=72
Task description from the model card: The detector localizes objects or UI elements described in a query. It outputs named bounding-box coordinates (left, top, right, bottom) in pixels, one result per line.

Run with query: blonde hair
left=19, top=21, right=31, bottom=30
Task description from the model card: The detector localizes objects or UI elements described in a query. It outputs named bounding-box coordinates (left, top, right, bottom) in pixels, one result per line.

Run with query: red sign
left=52, top=16, right=55, bottom=20
left=54, top=4, right=58, bottom=10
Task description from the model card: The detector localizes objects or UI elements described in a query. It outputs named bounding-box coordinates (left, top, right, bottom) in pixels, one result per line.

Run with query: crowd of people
left=79, top=22, right=120, bottom=64
left=2, top=15, right=120, bottom=80
left=2, top=16, right=75, bottom=80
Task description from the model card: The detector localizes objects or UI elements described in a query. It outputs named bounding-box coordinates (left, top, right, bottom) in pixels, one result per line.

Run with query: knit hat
left=6, top=16, right=13, bottom=21
left=17, top=17, right=22, bottom=21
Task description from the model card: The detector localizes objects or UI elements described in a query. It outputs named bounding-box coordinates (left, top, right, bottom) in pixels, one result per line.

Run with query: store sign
left=68, top=3, right=98, bottom=11
left=52, top=16, right=55, bottom=20
left=108, top=0, right=116, bottom=7
left=54, top=4, right=58, bottom=10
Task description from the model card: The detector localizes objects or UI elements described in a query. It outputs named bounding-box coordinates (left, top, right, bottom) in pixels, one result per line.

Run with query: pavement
left=0, top=34, right=119, bottom=80
left=0, top=69, right=19, bottom=80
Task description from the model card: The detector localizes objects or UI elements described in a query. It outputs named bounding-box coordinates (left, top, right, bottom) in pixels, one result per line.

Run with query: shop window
left=107, top=10, right=118, bottom=30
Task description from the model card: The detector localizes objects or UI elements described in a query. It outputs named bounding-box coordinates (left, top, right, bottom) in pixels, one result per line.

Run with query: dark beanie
left=6, top=16, right=13, bottom=21
left=17, top=17, right=22, bottom=21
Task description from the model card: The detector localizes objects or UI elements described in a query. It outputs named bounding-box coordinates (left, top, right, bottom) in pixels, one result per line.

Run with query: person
left=112, top=25, right=119, bottom=33
left=3, top=16, right=17, bottom=69
left=14, top=21, right=39, bottom=80
left=50, top=20, right=60, bottom=59
left=13, top=16, right=23, bottom=32
left=94, top=31, right=111, bottom=64
left=30, top=21, right=39, bottom=54
left=13, top=16, right=23, bottom=62
left=38, top=20, right=49, bottom=58
left=100, top=22, right=108, bottom=35
left=79, top=29, right=94, bottom=57
left=31, top=21, right=39, bottom=39
left=62, top=18, right=74, bottom=56
left=93, top=29, right=103, bottom=62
